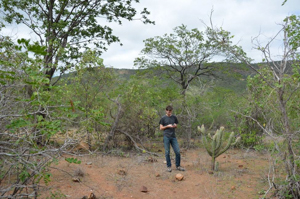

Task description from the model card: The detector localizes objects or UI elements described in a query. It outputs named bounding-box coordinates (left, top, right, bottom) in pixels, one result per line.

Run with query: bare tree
left=207, top=14, right=300, bottom=198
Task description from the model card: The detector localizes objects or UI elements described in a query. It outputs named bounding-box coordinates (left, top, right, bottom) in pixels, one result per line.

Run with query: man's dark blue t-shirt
left=159, top=115, right=179, bottom=138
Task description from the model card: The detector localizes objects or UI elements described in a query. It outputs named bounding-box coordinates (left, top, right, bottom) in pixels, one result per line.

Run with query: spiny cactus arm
left=198, top=125, right=213, bottom=139
left=199, top=125, right=205, bottom=134
left=211, top=133, right=217, bottom=156
left=231, top=136, right=241, bottom=146
left=215, top=128, right=224, bottom=152
left=212, top=131, right=221, bottom=155
left=202, top=136, right=213, bottom=156
left=215, top=132, right=235, bottom=158
left=197, top=126, right=201, bottom=133
left=207, top=133, right=213, bottom=139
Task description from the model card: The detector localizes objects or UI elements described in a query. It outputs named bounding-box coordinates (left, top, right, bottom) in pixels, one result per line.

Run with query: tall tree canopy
left=0, top=0, right=153, bottom=81
left=134, top=24, right=226, bottom=95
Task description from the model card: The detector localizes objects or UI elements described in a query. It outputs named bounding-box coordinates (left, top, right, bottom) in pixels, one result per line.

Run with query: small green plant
left=253, top=144, right=266, bottom=153
left=65, top=157, right=81, bottom=164
left=198, top=124, right=240, bottom=171
left=240, top=129, right=263, bottom=147
left=258, top=189, right=266, bottom=195
left=47, top=190, right=67, bottom=199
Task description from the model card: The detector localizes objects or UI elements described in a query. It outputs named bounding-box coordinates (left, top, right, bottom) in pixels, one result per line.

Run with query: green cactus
left=197, top=124, right=240, bottom=171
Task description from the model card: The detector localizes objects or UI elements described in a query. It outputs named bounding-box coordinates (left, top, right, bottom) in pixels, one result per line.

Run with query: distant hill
left=111, top=68, right=136, bottom=80
left=51, top=62, right=260, bottom=93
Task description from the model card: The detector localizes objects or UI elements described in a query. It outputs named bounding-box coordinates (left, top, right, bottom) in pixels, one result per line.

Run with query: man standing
left=159, top=105, right=185, bottom=172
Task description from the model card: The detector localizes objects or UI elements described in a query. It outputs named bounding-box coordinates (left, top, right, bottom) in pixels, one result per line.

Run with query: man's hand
left=167, top=124, right=173, bottom=128
left=160, top=124, right=177, bottom=130
left=167, top=124, right=177, bottom=128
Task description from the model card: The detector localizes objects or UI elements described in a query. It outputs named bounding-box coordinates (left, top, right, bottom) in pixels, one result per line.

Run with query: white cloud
left=101, top=0, right=300, bottom=68
left=1, top=0, right=299, bottom=69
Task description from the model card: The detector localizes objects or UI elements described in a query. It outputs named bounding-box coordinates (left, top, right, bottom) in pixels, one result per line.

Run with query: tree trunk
left=103, top=95, right=122, bottom=151
left=278, top=88, right=295, bottom=177
left=182, top=99, right=192, bottom=148
left=87, top=129, right=91, bottom=151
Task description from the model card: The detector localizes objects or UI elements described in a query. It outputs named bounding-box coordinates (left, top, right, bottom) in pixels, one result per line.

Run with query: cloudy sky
left=1, top=0, right=299, bottom=69
left=100, top=0, right=300, bottom=69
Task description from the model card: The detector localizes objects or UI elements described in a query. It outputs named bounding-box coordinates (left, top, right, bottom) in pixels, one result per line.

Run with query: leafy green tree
left=135, top=24, right=223, bottom=96
left=0, top=0, right=154, bottom=82
left=238, top=67, right=279, bottom=147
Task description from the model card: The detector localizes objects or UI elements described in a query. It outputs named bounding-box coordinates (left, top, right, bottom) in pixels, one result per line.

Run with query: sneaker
left=167, top=167, right=172, bottom=172
left=176, top=166, right=185, bottom=171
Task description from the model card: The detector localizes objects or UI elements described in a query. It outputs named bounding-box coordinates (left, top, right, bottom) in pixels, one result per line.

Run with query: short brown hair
left=166, top=105, right=173, bottom=111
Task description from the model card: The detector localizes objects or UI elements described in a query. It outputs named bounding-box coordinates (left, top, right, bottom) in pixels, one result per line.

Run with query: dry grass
left=74, top=168, right=85, bottom=177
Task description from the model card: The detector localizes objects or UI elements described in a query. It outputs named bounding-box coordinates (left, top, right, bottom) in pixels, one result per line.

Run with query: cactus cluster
left=198, top=125, right=240, bottom=171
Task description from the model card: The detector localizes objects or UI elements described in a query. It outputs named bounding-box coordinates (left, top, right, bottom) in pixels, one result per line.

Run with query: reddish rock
left=140, top=186, right=148, bottom=192
left=117, top=169, right=126, bottom=176
left=175, top=173, right=184, bottom=181
left=72, top=177, right=80, bottom=182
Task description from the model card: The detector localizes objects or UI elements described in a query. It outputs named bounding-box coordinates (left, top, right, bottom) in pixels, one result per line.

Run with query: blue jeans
left=163, top=136, right=181, bottom=167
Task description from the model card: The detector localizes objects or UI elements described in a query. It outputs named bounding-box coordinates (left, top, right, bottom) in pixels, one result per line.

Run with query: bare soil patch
left=40, top=148, right=271, bottom=199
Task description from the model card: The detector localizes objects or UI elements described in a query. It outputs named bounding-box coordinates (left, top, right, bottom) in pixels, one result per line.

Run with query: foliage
left=65, top=157, right=81, bottom=164
left=135, top=24, right=228, bottom=95
left=0, top=36, right=71, bottom=198
left=1, top=3, right=299, bottom=197
left=109, top=73, right=182, bottom=148
left=134, top=24, right=250, bottom=148
left=208, top=14, right=300, bottom=198
left=236, top=67, right=277, bottom=147
left=0, top=0, right=154, bottom=81
left=193, top=86, right=242, bottom=127
left=60, top=50, right=115, bottom=147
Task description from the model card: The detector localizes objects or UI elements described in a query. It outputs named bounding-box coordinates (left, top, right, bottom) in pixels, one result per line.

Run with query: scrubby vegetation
left=0, top=1, right=299, bottom=198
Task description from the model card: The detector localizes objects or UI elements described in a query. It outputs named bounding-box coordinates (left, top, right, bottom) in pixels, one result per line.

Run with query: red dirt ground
left=40, top=148, right=272, bottom=199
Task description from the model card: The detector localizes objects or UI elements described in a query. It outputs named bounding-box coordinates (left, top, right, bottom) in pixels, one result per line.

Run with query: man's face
left=166, top=109, right=172, bottom=116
